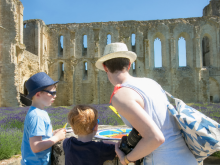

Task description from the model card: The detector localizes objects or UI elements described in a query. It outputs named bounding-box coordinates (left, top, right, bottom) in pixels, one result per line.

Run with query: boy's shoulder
left=27, top=106, right=48, bottom=117
left=25, top=106, right=50, bottom=125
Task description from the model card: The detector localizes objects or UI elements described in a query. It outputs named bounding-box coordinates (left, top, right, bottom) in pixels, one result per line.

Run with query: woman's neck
left=112, top=71, right=134, bottom=86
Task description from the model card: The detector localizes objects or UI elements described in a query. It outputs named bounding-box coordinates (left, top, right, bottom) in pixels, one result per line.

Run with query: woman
left=95, top=42, right=197, bottom=165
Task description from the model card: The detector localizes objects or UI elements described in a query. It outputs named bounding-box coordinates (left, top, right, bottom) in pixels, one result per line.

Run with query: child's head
left=32, top=84, right=57, bottom=106
left=68, top=105, right=98, bottom=136
left=25, top=72, right=58, bottom=106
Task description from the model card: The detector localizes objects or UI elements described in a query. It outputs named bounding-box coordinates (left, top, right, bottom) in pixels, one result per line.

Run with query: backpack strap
left=109, top=84, right=122, bottom=103
left=164, top=90, right=175, bottom=99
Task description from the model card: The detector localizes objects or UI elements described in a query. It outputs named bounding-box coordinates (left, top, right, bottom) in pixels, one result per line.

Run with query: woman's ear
left=102, top=64, right=108, bottom=73
left=127, top=62, right=131, bottom=70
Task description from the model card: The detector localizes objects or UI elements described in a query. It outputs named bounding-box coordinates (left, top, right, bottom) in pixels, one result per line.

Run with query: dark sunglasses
left=42, top=90, right=57, bottom=96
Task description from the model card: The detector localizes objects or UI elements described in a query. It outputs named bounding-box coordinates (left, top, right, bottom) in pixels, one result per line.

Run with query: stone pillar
left=17, top=2, right=24, bottom=44
left=195, top=37, right=202, bottom=68
left=170, top=37, right=178, bottom=98
left=199, top=68, right=210, bottom=102
left=170, top=37, right=176, bottom=69
left=35, top=21, right=41, bottom=56
left=144, top=39, right=150, bottom=70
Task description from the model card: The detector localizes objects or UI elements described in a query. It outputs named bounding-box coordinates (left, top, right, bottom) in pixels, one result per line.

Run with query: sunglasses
left=42, top=90, right=57, bottom=96
left=93, top=119, right=100, bottom=130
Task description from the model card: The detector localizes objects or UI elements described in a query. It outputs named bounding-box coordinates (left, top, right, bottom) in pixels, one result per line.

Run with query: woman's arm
left=112, top=87, right=165, bottom=162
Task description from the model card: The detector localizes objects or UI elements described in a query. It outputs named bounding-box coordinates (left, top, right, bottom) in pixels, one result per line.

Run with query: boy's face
left=36, top=85, right=57, bottom=107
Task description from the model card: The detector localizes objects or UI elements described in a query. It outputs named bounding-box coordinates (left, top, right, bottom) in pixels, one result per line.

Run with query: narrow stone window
left=83, top=35, right=87, bottom=56
left=131, top=34, right=136, bottom=52
left=107, top=34, right=111, bottom=45
left=154, top=38, right=162, bottom=68
left=178, top=37, right=187, bottom=67
left=83, top=62, right=88, bottom=80
left=58, top=36, right=64, bottom=56
left=210, top=96, right=213, bottom=102
left=202, top=36, right=210, bottom=67
left=24, top=23, right=26, bottom=28
left=58, top=62, right=64, bottom=81
left=132, top=62, right=136, bottom=76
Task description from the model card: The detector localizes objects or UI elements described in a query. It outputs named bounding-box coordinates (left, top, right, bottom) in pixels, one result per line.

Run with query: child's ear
left=93, top=124, right=98, bottom=132
left=35, top=92, right=41, bottom=98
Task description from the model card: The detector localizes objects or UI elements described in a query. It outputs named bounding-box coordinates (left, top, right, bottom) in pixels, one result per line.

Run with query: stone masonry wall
left=47, top=16, right=220, bottom=105
left=1, top=0, right=220, bottom=106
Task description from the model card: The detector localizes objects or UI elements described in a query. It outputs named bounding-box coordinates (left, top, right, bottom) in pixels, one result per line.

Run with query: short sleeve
left=29, top=116, right=46, bottom=138
left=101, top=143, right=116, bottom=162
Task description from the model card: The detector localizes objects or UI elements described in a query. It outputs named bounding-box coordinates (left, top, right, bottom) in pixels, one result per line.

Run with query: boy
left=21, top=72, right=66, bottom=165
left=63, top=105, right=116, bottom=165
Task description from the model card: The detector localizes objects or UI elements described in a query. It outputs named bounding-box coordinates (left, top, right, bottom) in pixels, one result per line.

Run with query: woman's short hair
left=103, top=58, right=130, bottom=73
left=68, top=105, right=98, bottom=135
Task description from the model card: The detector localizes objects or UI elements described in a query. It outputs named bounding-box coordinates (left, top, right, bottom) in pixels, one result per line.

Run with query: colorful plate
left=95, top=128, right=132, bottom=140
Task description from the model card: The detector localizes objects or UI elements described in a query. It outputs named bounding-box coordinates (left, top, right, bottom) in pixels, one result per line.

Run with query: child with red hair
left=63, top=105, right=116, bottom=165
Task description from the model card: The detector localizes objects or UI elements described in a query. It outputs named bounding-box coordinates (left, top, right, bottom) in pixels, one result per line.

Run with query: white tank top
left=119, top=77, right=182, bottom=147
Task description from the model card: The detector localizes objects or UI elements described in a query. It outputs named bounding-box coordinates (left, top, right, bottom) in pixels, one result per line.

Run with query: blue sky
left=20, top=0, right=210, bottom=67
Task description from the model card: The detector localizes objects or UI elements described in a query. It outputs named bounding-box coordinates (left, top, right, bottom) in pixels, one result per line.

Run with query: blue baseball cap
left=25, top=72, right=59, bottom=99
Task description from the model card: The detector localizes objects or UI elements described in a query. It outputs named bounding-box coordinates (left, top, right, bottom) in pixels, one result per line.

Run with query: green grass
left=0, top=128, right=23, bottom=160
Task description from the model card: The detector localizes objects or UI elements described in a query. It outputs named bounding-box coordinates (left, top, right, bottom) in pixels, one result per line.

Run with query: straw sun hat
left=95, top=42, right=137, bottom=71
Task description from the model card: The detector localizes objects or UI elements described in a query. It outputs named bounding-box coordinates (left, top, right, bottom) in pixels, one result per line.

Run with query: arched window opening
left=154, top=38, right=162, bottom=68
left=132, top=62, right=136, bottom=76
left=24, top=81, right=28, bottom=95
left=83, top=62, right=88, bottom=80
left=107, top=34, right=111, bottom=45
left=24, top=23, right=26, bottom=28
left=202, top=36, right=210, bottom=67
left=58, top=36, right=63, bottom=56
left=210, top=96, right=213, bottom=103
left=178, top=37, right=187, bottom=67
left=83, top=35, right=87, bottom=56
left=131, top=34, right=136, bottom=52
left=58, top=62, right=64, bottom=81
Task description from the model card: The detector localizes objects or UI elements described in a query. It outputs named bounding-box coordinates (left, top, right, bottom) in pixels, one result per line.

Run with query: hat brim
left=95, top=51, right=137, bottom=71
left=26, top=81, right=59, bottom=99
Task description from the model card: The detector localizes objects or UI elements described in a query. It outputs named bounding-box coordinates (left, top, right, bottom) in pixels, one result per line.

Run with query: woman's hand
left=115, top=142, right=126, bottom=165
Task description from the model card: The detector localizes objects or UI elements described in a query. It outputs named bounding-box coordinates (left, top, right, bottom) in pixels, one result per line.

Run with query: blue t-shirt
left=21, top=106, right=53, bottom=165
left=63, top=137, right=116, bottom=165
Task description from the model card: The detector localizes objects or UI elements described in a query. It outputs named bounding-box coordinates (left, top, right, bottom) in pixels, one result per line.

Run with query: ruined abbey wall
left=1, top=0, right=220, bottom=107
left=46, top=16, right=220, bottom=106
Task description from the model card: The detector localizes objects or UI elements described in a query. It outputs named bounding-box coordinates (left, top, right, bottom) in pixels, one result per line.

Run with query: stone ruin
left=1, top=0, right=220, bottom=107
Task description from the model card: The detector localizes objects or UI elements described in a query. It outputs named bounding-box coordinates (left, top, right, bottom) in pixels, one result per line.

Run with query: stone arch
left=173, top=24, right=194, bottom=68
left=200, top=24, right=217, bottom=67
left=24, top=80, right=28, bottom=96
left=152, top=32, right=166, bottom=68
left=82, top=34, right=87, bottom=56
left=58, top=35, right=64, bottom=57
left=148, top=24, right=170, bottom=69
left=175, top=32, right=192, bottom=67
left=107, top=33, right=112, bottom=45
left=73, top=60, right=95, bottom=104
left=209, top=77, right=220, bottom=103
left=99, top=27, right=119, bottom=57
left=201, top=33, right=212, bottom=67
left=58, top=61, right=65, bottom=81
